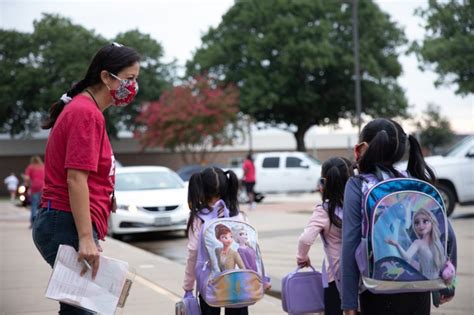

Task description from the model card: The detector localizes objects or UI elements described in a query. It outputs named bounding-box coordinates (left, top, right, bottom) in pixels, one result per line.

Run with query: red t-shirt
left=25, top=164, right=45, bottom=194
left=41, top=95, right=115, bottom=240
left=242, top=159, right=256, bottom=183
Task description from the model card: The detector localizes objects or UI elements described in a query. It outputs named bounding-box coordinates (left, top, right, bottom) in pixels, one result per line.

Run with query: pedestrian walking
left=341, top=118, right=457, bottom=315
left=183, top=166, right=250, bottom=315
left=297, top=157, right=353, bottom=315
left=4, top=172, right=19, bottom=202
left=32, top=42, right=140, bottom=314
left=242, top=153, right=256, bottom=210
left=24, top=155, right=45, bottom=227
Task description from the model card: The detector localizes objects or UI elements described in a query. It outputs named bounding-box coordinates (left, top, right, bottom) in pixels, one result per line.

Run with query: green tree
left=0, top=14, right=171, bottom=137
left=413, top=0, right=474, bottom=95
left=187, top=0, right=408, bottom=151
left=136, top=75, right=240, bottom=164
left=417, top=104, right=454, bottom=153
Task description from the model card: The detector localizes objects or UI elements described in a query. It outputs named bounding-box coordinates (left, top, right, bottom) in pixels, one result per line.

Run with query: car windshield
left=115, top=171, right=183, bottom=191
left=444, top=136, right=474, bottom=157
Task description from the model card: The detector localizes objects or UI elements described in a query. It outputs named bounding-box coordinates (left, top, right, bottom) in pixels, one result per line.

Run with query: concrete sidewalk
left=0, top=201, right=285, bottom=315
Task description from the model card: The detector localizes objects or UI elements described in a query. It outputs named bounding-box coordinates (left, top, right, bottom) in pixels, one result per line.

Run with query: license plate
left=154, top=217, right=171, bottom=226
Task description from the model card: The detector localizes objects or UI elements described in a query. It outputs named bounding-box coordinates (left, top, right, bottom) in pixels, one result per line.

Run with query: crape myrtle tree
left=187, top=0, right=409, bottom=151
left=413, top=0, right=474, bottom=95
left=0, top=14, right=171, bottom=137
left=135, top=75, right=241, bottom=164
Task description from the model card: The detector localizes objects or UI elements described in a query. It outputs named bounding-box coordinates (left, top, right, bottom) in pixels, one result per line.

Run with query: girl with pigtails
left=297, top=157, right=354, bottom=315
left=341, top=118, right=457, bottom=315
left=183, top=167, right=249, bottom=315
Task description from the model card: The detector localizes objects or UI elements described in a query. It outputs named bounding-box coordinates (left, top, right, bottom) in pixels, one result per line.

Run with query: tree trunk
left=294, top=125, right=311, bottom=152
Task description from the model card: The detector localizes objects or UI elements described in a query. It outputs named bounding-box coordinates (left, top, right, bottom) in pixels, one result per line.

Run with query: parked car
left=108, top=166, right=189, bottom=237
left=424, top=135, right=474, bottom=216
left=229, top=151, right=322, bottom=193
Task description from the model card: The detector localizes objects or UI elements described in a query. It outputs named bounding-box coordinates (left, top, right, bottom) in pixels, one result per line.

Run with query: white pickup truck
left=231, top=151, right=322, bottom=193
left=424, top=135, right=474, bottom=216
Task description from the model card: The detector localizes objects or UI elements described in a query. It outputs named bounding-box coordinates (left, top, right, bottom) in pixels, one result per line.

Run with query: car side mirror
left=300, top=163, right=310, bottom=169
left=466, top=147, right=474, bottom=158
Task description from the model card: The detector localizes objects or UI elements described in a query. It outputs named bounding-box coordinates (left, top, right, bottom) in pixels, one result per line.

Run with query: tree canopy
left=135, top=75, right=240, bottom=164
left=414, top=0, right=474, bottom=95
left=417, top=104, right=454, bottom=154
left=187, top=0, right=409, bottom=151
left=0, top=14, right=172, bottom=137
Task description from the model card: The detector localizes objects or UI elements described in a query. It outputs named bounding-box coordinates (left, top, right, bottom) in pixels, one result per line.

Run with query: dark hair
left=321, top=157, right=353, bottom=228
left=358, top=118, right=435, bottom=183
left=186, top=167, right=239, bottom=235
left=42, top=43, right=140, bottom=129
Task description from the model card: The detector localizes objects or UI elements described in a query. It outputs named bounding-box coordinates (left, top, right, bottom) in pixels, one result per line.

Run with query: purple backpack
left=355, top=172, right=449, bottom=293
left=195, top=200, right=265, bottom=308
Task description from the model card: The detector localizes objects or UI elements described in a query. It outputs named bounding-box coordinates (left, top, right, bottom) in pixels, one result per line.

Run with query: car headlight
left=117, top=205, right=139, bottom=213
left=18, top=186, right=26, bottom=194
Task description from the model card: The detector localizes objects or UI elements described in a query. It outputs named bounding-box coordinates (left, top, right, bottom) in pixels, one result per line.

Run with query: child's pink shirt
left=297, top=204, right=342, bottom=282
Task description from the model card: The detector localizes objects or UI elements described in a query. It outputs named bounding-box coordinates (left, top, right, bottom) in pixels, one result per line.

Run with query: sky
left=1, top=0, right=473, bottom=134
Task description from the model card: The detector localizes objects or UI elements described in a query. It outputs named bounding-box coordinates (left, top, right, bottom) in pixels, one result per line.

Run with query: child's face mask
left=107, top=72, right=139, bottom=107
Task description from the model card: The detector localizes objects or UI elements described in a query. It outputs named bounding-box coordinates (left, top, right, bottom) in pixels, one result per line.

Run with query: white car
left=423, top=135, right=474, bottom=216
left=229, top=151, right=322, bottom=193
left=108, top=166, right=189, bottom=237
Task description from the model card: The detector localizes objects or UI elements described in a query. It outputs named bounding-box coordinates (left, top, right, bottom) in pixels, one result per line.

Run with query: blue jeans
left=30, top=192, right=41, bottom=225
left=32, top=207, right=98, bottom=315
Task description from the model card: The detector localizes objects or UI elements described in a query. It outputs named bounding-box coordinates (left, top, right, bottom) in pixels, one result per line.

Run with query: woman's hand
left=296, top=256, right=311, bottom=268
left=78, top=236, right=100, bottom=279
left=344, top=310, right=357, bottom=315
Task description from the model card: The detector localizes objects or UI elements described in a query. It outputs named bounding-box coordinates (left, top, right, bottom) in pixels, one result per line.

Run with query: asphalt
left=1, top=195, right=473, bottom=315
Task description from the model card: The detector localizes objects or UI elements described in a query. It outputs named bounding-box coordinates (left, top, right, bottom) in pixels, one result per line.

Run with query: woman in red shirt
left=24, top=155, right=45, bottom=227
left=32, top=43, right=140, bottom=314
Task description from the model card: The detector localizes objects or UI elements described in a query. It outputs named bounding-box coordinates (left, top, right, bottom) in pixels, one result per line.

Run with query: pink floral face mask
left=108, top=72, right=139, bottom=107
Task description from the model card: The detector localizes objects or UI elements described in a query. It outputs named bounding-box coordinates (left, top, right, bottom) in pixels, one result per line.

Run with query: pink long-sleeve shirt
left=297, top=204, right=342, bottom=282
left=183, top=207, right=248, bottom=291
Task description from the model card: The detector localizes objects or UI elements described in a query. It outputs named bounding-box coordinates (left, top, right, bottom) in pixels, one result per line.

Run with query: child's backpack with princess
left=355, top=171, right=453, bottom=293
left=195, top=200, right=266, bottom=308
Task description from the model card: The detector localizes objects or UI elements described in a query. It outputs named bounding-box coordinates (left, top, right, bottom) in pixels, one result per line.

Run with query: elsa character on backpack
left=232, top=225, right=258, bottom=272
left=341, top=118, right=457, bottom=315
left=215, top=223, right=245, bottom=272
left=182, top=167, right=249, bottom=315
left=297, top=157, right=353, bottom=315
left=385, top=208, right=445, bottom=280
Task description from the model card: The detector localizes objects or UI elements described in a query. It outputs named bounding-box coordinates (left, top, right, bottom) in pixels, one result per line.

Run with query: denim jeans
left=29, top=192, right=41, bottom=225
left=32, top=207, right=98, bottom=315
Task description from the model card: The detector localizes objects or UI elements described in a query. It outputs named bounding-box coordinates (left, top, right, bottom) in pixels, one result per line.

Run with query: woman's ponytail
left=41, top=79, right=89, bottom=130
left=407, top=134, right=436, bottom=183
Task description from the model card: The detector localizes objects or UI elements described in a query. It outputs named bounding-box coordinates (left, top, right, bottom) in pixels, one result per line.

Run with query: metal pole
left=352, top=0, right=362, bottom=134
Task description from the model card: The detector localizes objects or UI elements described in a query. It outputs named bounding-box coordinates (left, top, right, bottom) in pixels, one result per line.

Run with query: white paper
left=46, top=244, right=129, bottom=314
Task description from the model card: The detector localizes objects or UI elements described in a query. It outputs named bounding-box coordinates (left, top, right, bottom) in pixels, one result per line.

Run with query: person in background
left=242, top=153, right=256, bottom=210
left=4, top=172, right=19, bottom=202
left=24, top=155, right=45, bottom=227
left=32, top=42, right=140, bottom=314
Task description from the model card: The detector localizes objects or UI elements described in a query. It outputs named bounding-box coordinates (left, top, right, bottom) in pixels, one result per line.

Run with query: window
left=262, top=157, right=279, bottom=168
left=286, top=157, right=304, bottom=168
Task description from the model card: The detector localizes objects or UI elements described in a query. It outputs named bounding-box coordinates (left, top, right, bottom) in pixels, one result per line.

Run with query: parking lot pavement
left=1, top=196, right=473, bottom=314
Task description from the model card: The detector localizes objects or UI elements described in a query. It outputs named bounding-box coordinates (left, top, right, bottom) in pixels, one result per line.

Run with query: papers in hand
left=46, top=244, right=130, bottom=314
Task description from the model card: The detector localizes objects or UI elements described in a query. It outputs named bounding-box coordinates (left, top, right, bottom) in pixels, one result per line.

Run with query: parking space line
left=134, top=275, right=181, bottom=303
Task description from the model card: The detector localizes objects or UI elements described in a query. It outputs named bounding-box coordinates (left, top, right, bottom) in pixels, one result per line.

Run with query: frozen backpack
left=355, top=171, right=450, bottom=293
left=195, top=200, right=266, bottom=308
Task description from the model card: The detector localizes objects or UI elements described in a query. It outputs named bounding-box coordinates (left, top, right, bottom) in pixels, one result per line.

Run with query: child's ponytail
left=224, top=170, right=239, bottom=216
left=407, top=134, right=436, bottom=183
left=358, top=129, right=391, bottom=174
left=186, top=172, right=206, bottom=235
